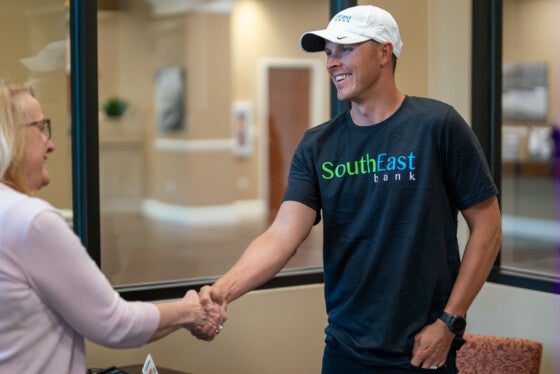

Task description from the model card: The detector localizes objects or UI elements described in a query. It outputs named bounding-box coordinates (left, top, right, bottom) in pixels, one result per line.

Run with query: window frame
left=70, top=0, right=100, bottom=265
left=472, top=0, right=559, bottom=295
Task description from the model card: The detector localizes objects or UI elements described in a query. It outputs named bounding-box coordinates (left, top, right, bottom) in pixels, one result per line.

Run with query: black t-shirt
left=283, top=96, right=498, bottom=366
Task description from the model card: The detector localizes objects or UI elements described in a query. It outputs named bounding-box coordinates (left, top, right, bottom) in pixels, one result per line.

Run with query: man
left=194, top=5, right=501, bottom=373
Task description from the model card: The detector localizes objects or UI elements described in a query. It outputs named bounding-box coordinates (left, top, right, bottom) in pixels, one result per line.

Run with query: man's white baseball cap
left=299, top=5, right=403, bottom=58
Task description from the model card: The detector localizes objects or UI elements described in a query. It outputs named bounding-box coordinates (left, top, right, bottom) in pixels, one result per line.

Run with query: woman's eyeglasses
left=26, top=118, right=51, bottom=140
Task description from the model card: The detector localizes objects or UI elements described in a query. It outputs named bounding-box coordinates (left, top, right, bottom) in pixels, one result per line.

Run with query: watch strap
left=439, top=311, right=466, bottom=335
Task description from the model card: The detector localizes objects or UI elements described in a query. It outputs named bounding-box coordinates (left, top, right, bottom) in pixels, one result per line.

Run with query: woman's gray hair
left=0, top=80, right=35, bottom=191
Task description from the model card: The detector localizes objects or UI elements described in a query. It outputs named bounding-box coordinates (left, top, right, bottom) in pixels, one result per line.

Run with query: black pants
left=321, top=344, right=458, bottom=374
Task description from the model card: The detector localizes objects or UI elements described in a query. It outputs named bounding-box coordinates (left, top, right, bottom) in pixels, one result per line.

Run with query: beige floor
left=100, top=174, right=559, bottom=286
left=501, top=175, right=559, bottom=280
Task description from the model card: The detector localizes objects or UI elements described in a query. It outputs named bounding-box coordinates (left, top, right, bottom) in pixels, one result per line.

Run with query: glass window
left=0, top=0, right=72, bottom=218
left=97, top=0, right=330, bottom=286
left=500, top=0, right=559, bottom=284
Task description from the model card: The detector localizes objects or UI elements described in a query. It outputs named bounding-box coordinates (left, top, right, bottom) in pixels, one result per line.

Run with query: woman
left=0, top=81, right=225, bottom=373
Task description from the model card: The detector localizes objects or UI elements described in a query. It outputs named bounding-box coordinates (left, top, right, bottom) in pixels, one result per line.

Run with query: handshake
left=179, top=286, right=227, bottom=342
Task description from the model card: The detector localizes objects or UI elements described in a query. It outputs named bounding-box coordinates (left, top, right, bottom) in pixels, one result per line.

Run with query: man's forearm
left=213, top=231, right=298, bottom=304
left=445, top=197, right=502, bottom=316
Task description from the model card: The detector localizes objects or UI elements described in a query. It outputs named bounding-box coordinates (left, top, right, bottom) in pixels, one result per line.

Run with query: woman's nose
left=47, top=139, right=55, bottom=152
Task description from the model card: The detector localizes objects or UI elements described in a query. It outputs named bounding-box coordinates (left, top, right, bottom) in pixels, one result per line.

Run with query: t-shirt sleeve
left=441, top=107, right=499, bottom=210
left=283, top=138, right=322, bottom=224
left=19, top=206, right=159, bottom=348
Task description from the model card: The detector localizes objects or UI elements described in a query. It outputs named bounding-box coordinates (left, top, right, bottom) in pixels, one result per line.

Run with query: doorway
left=259, top=59, right=326, bottom=221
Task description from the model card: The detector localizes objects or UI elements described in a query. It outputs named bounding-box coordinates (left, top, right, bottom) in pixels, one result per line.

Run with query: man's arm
left=199, top=200, right=317, bottom=309
left=444, top=195, right=502, bottom=316
left=411, top=195, right=502, bottom=368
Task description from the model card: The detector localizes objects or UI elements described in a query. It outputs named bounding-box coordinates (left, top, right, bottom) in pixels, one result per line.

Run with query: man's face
left=324, top=40, right=385, bottom=103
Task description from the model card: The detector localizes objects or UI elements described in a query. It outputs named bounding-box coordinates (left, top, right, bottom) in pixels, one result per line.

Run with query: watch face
left=439, top=312, right=466, bottom=334
left=452, top=317, right=466, bottom=333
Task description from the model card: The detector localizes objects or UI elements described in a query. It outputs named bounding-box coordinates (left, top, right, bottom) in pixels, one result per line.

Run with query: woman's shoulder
left=0, top=184, right=57, bottom=225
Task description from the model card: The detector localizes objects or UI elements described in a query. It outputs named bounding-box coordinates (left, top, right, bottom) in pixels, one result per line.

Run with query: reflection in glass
left=501, top=0, right=560, bottom=281
left=0, top=0, right=72, bottom=215
left=97, top=0, right=326, bottom=285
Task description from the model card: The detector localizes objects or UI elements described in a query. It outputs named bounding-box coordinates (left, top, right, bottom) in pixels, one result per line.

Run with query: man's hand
left=188, top=286, right=228, bottom=341
left=149, top=289, right=226, bottom=342
left=198, top=284, right=228, bottom=310
left=410, top=319, right=454, bottom=369
left=183, top=289, right=227, bottom=341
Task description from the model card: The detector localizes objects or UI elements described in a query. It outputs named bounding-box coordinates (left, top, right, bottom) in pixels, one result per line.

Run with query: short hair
left=0, top=80, right=36, bottom=194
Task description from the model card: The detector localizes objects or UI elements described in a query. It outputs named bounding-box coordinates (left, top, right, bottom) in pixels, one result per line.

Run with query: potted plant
left=102, top=97, right=128, bottom=118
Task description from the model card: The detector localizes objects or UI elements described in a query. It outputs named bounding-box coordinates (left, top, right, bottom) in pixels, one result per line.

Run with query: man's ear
left=379, top=42, right=394, bottom=65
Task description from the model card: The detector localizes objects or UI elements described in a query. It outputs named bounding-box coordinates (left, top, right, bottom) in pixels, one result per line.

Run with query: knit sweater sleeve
left=18, top=203, right=159, bottom=348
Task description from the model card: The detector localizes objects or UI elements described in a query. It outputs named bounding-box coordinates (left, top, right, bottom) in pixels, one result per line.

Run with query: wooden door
left=267, top=67, right=311, bottom=221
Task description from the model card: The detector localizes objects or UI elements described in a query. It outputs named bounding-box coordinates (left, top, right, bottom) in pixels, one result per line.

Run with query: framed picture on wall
left=154, top=66, right=185, bottom=132
left=502, top=62, right=548, bottom=123
left=232, top=101, right=253, bottom=157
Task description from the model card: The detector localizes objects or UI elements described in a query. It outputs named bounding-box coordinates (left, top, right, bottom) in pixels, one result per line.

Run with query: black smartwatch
left=439, top=311, right=466, bottom=335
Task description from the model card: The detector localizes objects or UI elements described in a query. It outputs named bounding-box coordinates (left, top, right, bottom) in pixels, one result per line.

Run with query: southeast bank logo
left=321, top=152, right=417, bottom=182
left=333, top=14, right=352, bottom=23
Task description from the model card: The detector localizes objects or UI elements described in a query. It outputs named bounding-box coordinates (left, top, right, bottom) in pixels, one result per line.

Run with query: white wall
left=469, top=283, right=560, bottom=374
left=87, top=285, right=328, bottom=373
left=87, top=283, right=559, bottom=374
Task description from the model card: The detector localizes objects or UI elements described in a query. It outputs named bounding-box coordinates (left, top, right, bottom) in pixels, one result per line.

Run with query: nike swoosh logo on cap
left=336, top=36, right=347, bottom=40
